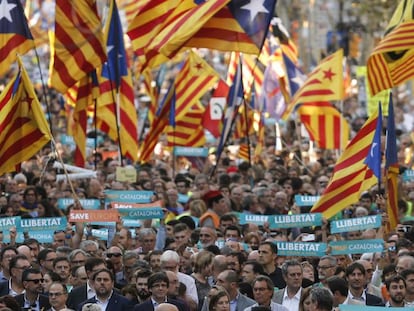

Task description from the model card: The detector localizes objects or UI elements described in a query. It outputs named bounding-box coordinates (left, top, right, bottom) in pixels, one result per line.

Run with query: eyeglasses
left=49, top=292, right=65, bottom=297
left=25, top=278, right=44, bottom=284
left=106, top=253, right=122, bottom=258
left=54, top=230, right=66, bottom=234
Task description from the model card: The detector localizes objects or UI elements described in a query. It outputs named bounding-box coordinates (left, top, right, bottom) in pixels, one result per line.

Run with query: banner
left=276, top=242, right=327, bottom=257
left=57, top=198, right=101, bottom=210
left=403, top=169, right=414, bottom=181
left=0, top=217, right=21, bottom=243
left=339, top=304, right=413, bottom=311
left=269, top=213, right=322, bottom=229
left=20, top=217, right=67, bottom=232
left=330, top=239, right=384, bottom=255
left=295, top=195, right=320, bottom=206
left=104, top=190, right=153, bottom=204
left=330, top=215, right=382, bottom=233
left=69, top=210, right=120, bottom=222
left=239, top=214, right=269, bottom=225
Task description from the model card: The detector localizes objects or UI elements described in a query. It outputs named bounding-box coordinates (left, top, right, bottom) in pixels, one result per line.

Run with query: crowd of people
left=0, top=137, right=412, bottom=311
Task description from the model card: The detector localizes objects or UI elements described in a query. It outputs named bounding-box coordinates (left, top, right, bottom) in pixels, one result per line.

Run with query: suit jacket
left=272, top=287, right=304, bottom=305
left=0, top=280, right=9, bottom=297
left=77, top=292, right=134, bottom=311
left=134, top=297, right=187, bottom=311
left=14, top=293, right=51, bottom=310
left=67, top=284, right=87, bottom=310
left=366, top=293, right=385, bottom=306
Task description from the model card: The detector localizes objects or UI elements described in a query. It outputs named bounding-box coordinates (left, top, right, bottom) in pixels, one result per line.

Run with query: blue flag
left=385, top=94, right=398, bottom=168
left=364, top=103, right=382, bottom=179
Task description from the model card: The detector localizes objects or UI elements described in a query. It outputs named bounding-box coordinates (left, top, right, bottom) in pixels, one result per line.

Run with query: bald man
left=156, top=303, right=179, bottom=311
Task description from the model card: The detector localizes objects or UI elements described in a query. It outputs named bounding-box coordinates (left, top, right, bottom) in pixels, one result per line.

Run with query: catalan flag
left=311, top=109, right=380, bottom=219
left=0, top=0, right=34, bottom=76
left=66, top=72, right=99, bottom=167
left=167, top=103, right=206, bottom=147
left=49, top=0, right=106, bottom=94
left=97, top=0, right=138, bottom=162
left=139, top=83, right=175, bottom=163
left=282, top=49, right=344, bottom=120
left=217, top=57, right=244, bottom=160
left=298, top=102, right=349, bottom=150
left=364, top=103, right=382, bottom=179
left=0, top=56, right=51, bottom=175
left=174, top=51, right=219, bottom=121
left=385, top=94, right=399, bottom=230
left=367, top=0, right=414, bottom=95
left=167, top=0, right=277, bottom=56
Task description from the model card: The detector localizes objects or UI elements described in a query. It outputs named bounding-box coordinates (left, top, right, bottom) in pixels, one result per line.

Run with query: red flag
left=203, top=79, right=229, bottom=138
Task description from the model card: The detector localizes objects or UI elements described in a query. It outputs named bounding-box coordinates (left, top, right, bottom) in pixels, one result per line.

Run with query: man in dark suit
left=346, top=262, right=384, bottom=306
left=67, top=257, right=107, bottom=309
left=78, top=268, right=133, bottom=311
left=134, top=272, right=187, bottom=311
left=15, top=267, right=51, bottom=310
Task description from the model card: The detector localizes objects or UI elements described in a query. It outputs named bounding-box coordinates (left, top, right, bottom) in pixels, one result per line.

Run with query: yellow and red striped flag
left=142, top=69, right=158, bottom=126
left=174, top=50, right=219, bottom=120
left=66, top=73, right=99, bottom=167
left=298, top=102, right=349, bottom=150
left=385, top=94, right=399, bottom=230
left=311, top=109, right=380, bottom=219
left=139, top=83, right=175, bottom=163
left=96, top=0, right=138, bottom=162
left=238, top=144, right=250, bottom=162
left=0, top=56, right=51, bottom=175
left=48, top=0, right=107, bottom=94
left=0, top=0, right=34, bottom=76
left=282, top=49, right=344, bottom=119
left=367, top=0, right=414, bottom=96
left=167, top=103, right=206, bottom=147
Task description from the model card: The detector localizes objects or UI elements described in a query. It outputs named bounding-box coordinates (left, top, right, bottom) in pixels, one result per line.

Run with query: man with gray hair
left=316, top=256, right=337, bottom=288
left=309, top=288, right=334, bottom=311
left=80, top=240, right=99, bottom=258
left=160, top=250, right=198, bottom=305
left=138, top=228, right=156, bottom=254
left=273, top=260, right=303, bottom=311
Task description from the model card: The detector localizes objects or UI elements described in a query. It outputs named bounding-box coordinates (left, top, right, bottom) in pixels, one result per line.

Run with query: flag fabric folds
left=298, top=102, right=349, bottom=150
left=282, top=49, right=344, bottom=120
left=97, top=0, right=138, bottom=162
left=364, top=103, right=382, bottom=179
left=0, top=0, right=34, bottom=76
left=216, top=58, right=244, bottom=161
left=311, top=109, right=380, bottom=219
left=48, top=0, right=106, bottom=94
left=0, top=56, right=51, bottom=175
left=367, top=0, right=414, bottom=96
left=203, top=79, right=229, bottom=138
left=174, top=51, right=219, bottom=120
left=385, top=94, right=399, bottom=230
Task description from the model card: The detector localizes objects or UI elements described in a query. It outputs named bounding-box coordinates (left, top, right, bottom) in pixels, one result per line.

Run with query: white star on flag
left=241, top=0, right=268, bottom=23
left=0, top=0, right=16, bottom=23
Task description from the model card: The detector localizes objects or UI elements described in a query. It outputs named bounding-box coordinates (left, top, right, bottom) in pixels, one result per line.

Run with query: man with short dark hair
left=53, top=257, right=71, bottom=288
left=258, top=242, right=285, bottom=289
left=134, top=272, right=187, bottom=311
left=15, top=268, right=50, bottom=310
left=48, top=282, right=69, bottom=311
left=385, top=275, right=406, bottom=307
left=79, top=268, right=133, bottom=311
left=135, top=269, right=152, bottom=304
left=401, top=269, right=414, bottom=306
left=0, top=246, right=17, bottom=281
left=67, top=257, right=107, bottom=309
left=0, top=254, right=31, bottom=296
left=345, top=262, right=384, bottom=306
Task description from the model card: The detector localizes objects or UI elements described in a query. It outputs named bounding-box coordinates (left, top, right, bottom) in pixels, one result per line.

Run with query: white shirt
left=245, top=301, right=289, bottom=311
left=87, top=281, right=96, bottom=300
left=347, top=290, right=367, bottom=303
left=177, top=271, right=198, bottom=304
left=282, top=287, right=302, bottom=311
left=96, top=291, right=113, bottom=311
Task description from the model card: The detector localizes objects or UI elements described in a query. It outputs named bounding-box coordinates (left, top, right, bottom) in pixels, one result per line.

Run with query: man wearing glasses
left=0, top=254, right=31, bottom=296
left=15, top=267, right=51, bottom=310
left=315, top=256, right=337, bottom=288
left=48, top=282, right=70, bottom=311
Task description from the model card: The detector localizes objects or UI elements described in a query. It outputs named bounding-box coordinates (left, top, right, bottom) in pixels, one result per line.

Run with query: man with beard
left=401, top=269, right=414, bottom=306
left=135, top=269, right=152, bottom=304
left=385, top=275, right=406, bottom=307
left=79, top=268, right=133, bottom=311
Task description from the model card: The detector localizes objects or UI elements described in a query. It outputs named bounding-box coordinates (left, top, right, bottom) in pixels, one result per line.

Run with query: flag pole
left=243, top=97, right=252, bottom=166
